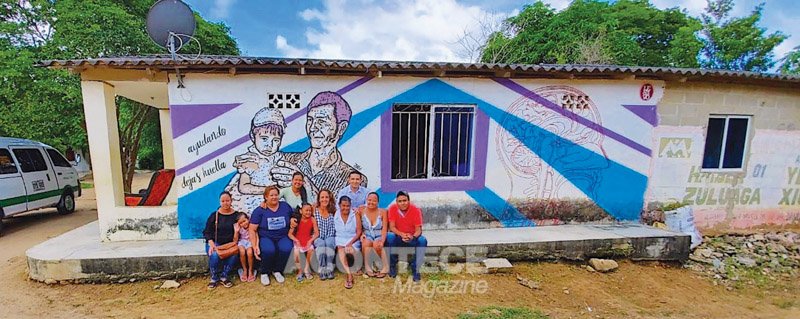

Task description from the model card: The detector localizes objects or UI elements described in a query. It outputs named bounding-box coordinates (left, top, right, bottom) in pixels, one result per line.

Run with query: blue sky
left=183, top=0, right=798, bottom=66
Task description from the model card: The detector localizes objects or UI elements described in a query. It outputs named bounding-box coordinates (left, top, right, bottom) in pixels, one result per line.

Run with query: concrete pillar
left=80, top=81, right=124, bottom=229
left=159, top=108, right=178, bottom=205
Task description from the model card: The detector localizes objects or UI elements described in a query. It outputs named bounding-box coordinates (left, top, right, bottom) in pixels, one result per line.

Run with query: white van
left=0, top=137, right=81, bottom=234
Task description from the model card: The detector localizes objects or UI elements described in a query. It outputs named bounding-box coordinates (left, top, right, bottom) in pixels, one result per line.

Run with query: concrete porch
left=27, top=221, right=689, bottom=283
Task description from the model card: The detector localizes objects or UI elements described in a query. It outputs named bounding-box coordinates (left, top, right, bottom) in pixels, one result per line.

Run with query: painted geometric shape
left=170, top=103, right=241, bottom=138
left=623, top=104, right=658, bottom=126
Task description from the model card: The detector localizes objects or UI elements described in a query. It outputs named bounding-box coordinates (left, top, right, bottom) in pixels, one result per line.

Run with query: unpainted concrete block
left=482, top=258, right=513, bottom=273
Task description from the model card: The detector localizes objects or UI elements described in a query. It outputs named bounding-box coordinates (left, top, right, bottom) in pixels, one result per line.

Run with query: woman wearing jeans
left=249, top=185, right=294, bottom=286
left=202, top=191, right=241, bottom=289
left=314, top=189, right=337, bottom=280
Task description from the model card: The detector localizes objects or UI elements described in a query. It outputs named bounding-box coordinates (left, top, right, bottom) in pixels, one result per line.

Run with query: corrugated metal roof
left=39, top=55, right=800, bottom=86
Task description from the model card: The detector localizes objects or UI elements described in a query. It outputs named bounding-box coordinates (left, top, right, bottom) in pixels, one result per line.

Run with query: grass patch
left=369, top=314, right=401, bottom=319
left=80, top=182, right=93, bottom=189
left=298, top=311, right=317, bottom=319
left=722, top=258, right=773, bottom=289
left=457, top=306, right=549, bottom=319
left=773, top=299, right=797, bottom=309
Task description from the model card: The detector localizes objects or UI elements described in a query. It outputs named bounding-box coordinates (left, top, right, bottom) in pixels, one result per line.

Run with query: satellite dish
left=146, top=0, right=196, bottom=56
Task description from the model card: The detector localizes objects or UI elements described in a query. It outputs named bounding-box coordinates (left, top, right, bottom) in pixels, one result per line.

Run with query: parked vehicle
left=0, top=137, right=81, bottom=235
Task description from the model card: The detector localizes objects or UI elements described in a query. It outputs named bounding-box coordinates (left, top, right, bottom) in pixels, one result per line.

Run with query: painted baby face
left=253, top=128, right=282, bottom=156
left=306, top=104, right=339, bottom=149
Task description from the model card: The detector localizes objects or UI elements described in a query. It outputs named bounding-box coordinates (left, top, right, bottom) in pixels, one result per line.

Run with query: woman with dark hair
left=202, top=191, right=243, bottom=289
left=358, top=192, right=389, bottom=278
left=314, top=189, right=337, bottom=280
left=279, top=171, right=309, bottom=209
left=334, top=195, right=362, bottom=289
left=249, top=185, right=294, bottom=286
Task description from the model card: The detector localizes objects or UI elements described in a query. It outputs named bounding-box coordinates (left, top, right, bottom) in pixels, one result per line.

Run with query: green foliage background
left=0, top=0, right=238, bottom=170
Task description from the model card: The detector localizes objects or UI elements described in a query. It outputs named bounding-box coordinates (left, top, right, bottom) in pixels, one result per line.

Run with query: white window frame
left=391, top=103, right=477, bottom=181
left=701, top=114, right=752, bottom=172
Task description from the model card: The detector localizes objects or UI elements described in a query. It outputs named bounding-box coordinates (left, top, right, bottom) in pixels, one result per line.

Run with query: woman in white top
left=334, top=195, right=362, bottom=289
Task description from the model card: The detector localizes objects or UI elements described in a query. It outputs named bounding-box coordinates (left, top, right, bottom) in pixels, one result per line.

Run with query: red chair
left=124, top=169, right=176, bottom=206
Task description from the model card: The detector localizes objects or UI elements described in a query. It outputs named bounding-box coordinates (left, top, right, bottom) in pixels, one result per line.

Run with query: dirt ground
left=1, top=174, right=798, bottom=318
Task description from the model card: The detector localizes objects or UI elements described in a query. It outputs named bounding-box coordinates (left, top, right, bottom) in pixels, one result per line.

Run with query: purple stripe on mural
left=336, top=76, right=373, bottom=95
left=493, top=78, right=652, bottom=156
left=622, top=104, right=658, bottom=126
left=170, top=103, right=242, bottom=138
left=283, top=76, right=373, bottom=124
left=176, top=134, right=249, bottom=176
left=175, top=76, right=374, bottom=176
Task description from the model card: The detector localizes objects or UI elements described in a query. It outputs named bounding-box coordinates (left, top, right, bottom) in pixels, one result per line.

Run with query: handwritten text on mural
left=187, top=125, right=227, bottom=156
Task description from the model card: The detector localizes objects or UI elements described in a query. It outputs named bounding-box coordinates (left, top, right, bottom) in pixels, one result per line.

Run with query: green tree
left=699, top=0, right=786, bottom=72
left=779, top=46, right=800, bottom=74
left=480, top=0, right=703, bottom=67
left=1, top=0, right=238, bottom=192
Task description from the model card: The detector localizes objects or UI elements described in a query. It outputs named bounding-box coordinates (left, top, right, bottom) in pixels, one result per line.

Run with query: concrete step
left=26, top=221, right=689, bottom=283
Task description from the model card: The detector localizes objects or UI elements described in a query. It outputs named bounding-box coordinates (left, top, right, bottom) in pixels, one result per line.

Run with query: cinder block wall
left=648, top=81, right=800, bottom=231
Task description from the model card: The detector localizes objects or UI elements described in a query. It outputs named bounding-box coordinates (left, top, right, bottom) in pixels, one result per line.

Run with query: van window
left=0, top=148, right=18, bottom=174
left=46, top=149, right=72, bottom=168
left=12, top=148, right=49, bottom=172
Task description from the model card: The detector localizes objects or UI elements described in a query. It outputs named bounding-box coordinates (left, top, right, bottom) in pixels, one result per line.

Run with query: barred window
left=267, top=93, right=301, bottom=109
left=391, top=104, right=475, bottom=180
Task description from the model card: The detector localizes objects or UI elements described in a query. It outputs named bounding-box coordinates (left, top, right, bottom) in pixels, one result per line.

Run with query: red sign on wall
left=640, top=83, right=654, bottom=101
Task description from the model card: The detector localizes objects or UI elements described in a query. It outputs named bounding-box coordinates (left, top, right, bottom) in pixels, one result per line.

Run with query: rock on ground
left=159, top=280, right=180, bottom=289
left=588, top=258, right=619, bottom=272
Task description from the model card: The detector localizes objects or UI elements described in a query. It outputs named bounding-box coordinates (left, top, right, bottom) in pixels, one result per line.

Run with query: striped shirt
left=315, top=209, right=336, bottom=239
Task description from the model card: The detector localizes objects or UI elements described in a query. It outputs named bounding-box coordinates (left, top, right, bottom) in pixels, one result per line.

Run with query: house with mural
left=40, top=56, right=800, bottom=242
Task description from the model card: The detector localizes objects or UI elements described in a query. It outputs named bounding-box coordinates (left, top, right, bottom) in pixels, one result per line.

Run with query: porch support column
left=80, top=81, right=124, bottom=231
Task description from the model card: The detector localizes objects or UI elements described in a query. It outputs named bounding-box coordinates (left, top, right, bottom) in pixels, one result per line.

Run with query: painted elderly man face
left=306, top=103, right=342, bottom=149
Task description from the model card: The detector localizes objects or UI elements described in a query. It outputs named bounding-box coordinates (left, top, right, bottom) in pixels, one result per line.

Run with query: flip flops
left=344, top=275, right=354, bottom=289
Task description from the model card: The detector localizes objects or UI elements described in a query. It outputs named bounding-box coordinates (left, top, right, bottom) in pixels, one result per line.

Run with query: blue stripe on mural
left=372, top=187, right=398, bottom=208
left=177, top=171, right=237, bottom=239
left=466, top=187, right=535, bottom=227
left=477, top=101, right=648, bottom=221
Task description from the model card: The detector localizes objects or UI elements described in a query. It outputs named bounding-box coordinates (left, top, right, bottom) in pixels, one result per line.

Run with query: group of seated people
left=202, top=171, right=428, bottom=289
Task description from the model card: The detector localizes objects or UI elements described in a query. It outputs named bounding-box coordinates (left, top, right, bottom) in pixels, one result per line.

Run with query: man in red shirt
left=387, top=191, right=427, bottom=281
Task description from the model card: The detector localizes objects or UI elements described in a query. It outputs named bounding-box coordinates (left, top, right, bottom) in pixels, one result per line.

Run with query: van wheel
left=57, top=191, right=76, bottom=215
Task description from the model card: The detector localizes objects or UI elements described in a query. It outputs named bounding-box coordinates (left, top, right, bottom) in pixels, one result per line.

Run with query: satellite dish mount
left=146, top=0, right=197, bottom=87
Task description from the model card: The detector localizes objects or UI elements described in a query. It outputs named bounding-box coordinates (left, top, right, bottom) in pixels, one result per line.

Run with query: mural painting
left=224, top=92, right=367, bottom=215
left=171, top=76, right=659, bottom=238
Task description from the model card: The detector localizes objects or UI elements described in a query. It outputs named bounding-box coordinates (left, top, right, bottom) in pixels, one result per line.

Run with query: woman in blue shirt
left=249, top=185, right=294, bottom=286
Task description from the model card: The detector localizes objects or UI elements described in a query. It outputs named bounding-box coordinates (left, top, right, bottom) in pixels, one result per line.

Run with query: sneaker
left=273, top=272, right=285, bottom=283
left=413, top=273, right=421, bottom=282
left=221, top=278, right=233, bottom=288
left=296, top=274, right=304, bottom=283
left=389, top=269, right=397, bottom=278
left=260, top=274, right=271, bottom=286
left=207, top=281, right=217, bottom=290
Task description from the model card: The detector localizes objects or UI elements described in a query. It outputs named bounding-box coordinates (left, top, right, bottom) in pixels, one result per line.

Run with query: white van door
left=45, top=148, right=79, bottom=190
left=0, top=148, right=27, bottom=216
left=10, top=147, right=60, bottom=210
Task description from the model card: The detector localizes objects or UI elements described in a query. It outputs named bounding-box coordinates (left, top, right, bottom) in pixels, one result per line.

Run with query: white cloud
left=275, top=0, right=513, bottom=62
left=210, top=0, right=236, bottom=19
left=275, top=0, right=798, bottom=66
